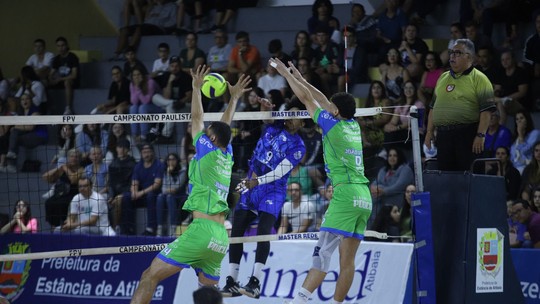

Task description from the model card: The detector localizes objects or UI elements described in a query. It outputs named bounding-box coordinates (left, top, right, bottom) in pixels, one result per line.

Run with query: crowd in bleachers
left=1, top=0, right=540, bottom=247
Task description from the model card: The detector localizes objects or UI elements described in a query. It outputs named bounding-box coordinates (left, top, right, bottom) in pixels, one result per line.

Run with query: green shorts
left=320, top=183, right=372, bottom=240
left=158, top=218, right=229, bottom=281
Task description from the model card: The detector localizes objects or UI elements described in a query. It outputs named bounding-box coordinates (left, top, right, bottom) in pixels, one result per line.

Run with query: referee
left=424, top=38, right=496, bottom=171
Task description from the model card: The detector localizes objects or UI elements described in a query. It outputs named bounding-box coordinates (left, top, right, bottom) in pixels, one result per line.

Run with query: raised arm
left=190, top=65, right=210, bottom=137
left=221, top=73, right=252, bottom=125
left=269, top=58, right=318, bottom=118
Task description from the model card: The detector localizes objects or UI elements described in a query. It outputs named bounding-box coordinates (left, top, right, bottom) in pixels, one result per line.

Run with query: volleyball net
left=0, top=106, right=422, bottom=262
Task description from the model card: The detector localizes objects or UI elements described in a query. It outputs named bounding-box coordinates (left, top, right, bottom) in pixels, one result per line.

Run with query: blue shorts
left=236, top=183, right=286, bottom=218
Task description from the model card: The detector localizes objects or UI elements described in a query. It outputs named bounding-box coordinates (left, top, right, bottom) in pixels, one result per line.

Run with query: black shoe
left=239, top=276, right=260, bottom=299
left=220, top=276, right=242, bottom=297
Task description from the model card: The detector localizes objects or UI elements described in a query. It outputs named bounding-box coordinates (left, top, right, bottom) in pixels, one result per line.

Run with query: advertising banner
left=0, top=234, right=177, bottom=303
left=511, top=249, right=540, bottom=304
left=175, top=240, right=414, bottom=303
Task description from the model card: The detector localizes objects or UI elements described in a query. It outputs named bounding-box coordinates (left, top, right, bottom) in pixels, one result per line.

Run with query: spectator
left=231, top=87, right=264, bottom=172
left=112, top=0, right=177, bottom=59
left=121, top=0, right=150, bottom=28
left=150, top=42, right=170, bottom=78
left=11, top=66, right=47, bottom=114
left=523, top=13, right=540, bottom=110
left=484, top=110, right=511, bottom=157
left=313, top=25, right=342, bottom=97
left=493, top=146, right=522, bottom=200
left=475, top=46, right=498, bottom=84
left=179, top=32, right=206, bottom=73
left=278, top=182, right=315, bottom=234
left=520, top=141, right=540, bottom=201
left=57, top=177, right=115, bottom=235
left=129, top=67, right=159, bottom=143
left=25, top=38, right=54, bottom=84
left=338, top=25, right=369, bottom=92
left=418, top=51, right=444, bottom=104
left=510, top=110, right=540, bottom=174
left=492, top=50, right=530, bottom=114
left=227, top=31, right=261, bottom=83
left=268, top=89, right=286, bottom=111
left=307, top=0, right=341, bottom=44
left=296, top=57, right=323, bottom=92
left=93, top=66, right=131, bottom=115
left=0, top=102, right=9, bottom=172
left=206, top=29, right=232, bottom=74
left=399, top=23, right=428, bottom=80
left=2, top=93, right=48, bottom=173
left=193, top=286, right=223, bottom=304
left=288, top=164, right=314, bottom=196
left=313, top=182, right=333, bottom=231
left=76, top=123, right=109, bottom=164
left=370, top=204, right=401, bottom=242
left=268, top=38, right=292, bottom=64
left=180, top=122, right=195, bottom=170
left=440, top=22, right=465, bottom=66
left=399, top=184, right=415, bottom=242
left=0, top=67, right=9, bottom=105
left=348, top=3, right=377, bottom=52
left=299, top=120, right=325, bottom=187
left=123, top=47, right=149, bottom=80
left=105, top=123, right=140, bottom=164
left=424, top=39, right=496, bottom=171
left=85, top=146, right=109, bottom=200
left=384, top=81, right=425, bottom=151
left=464, top=21, right=493, bottom=50
left=156, top=152, right=186, bottom=236
left=120, top=143, right=163, bottom=235
left=108, top=138, right=137, bottom=232
left=208, top=0, right=239, bottom=32
left=152, top=56, right=193, bottom=142
left=49, top=36, right=80, bottom=115
left=257, top=61, right=287, bottom=96
left=41, top=124, right=76, bottom=200
left=175, top=0, right=208, bottom=34
left=507, top=199, right=528, bottom=247
left=512, top=199, right=540, bottom=248
left=471, top=0, right=514, bottom=40
left=379, top=47, right=410, bottom=102
left=290, top=30, right=315, bottom=66
left=0, top=200, right=38, bottom=234
left=375, top=0, right=408, bottom=63
left=51, top=124, right=75, bottom=166
left=533, top=187, right=540, bottom=212
left=357, top=81, right=392, bottom=159
left=42, top=148, right=85, bottom=230
left=370, top=147, right=414, bottom=211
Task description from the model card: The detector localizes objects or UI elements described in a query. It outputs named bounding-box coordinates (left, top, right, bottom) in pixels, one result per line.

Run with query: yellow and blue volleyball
left=201, top=73, right=227, bottom=99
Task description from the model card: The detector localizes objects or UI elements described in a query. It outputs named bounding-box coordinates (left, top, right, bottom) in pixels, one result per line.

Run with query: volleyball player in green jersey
left=131, top=66, right=251, bottom=304
left=270, top=58, right=372, bottom=304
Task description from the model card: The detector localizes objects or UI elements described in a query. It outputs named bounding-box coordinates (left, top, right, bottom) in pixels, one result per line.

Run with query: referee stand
left=409, top=107, right=524, bottom=304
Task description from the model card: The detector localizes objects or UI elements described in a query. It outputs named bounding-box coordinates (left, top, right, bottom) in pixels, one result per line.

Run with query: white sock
left=292, top=287, right=311, bottom=303
left=229, top=263, right=240, bottom=280
left=253, top=262, right=264, bottom=280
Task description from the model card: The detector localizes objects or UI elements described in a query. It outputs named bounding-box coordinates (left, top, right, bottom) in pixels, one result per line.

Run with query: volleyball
left=201, top=73, right=227, bottom=99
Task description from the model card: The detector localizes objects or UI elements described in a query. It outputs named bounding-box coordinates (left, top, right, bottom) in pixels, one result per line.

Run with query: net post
left=410, top=106, right=424, bottom=192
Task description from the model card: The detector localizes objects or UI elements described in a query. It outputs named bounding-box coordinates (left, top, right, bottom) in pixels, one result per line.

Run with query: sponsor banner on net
left=175, top=240, right=414, bottom=304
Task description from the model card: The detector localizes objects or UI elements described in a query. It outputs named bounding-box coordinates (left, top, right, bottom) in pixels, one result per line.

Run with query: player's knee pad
left=311, top=231, right=341, bottom=272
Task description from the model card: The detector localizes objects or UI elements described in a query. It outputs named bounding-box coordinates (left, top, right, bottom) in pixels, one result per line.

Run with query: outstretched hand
left=268, top=58, right=290, bottom=77
left=257, top=97, right=274, bottom=110
left=228, top=74, right=252, bottom=101
left=235, top=178, right=259, bottom=194
left=190, top=65, right=210, bottom=89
